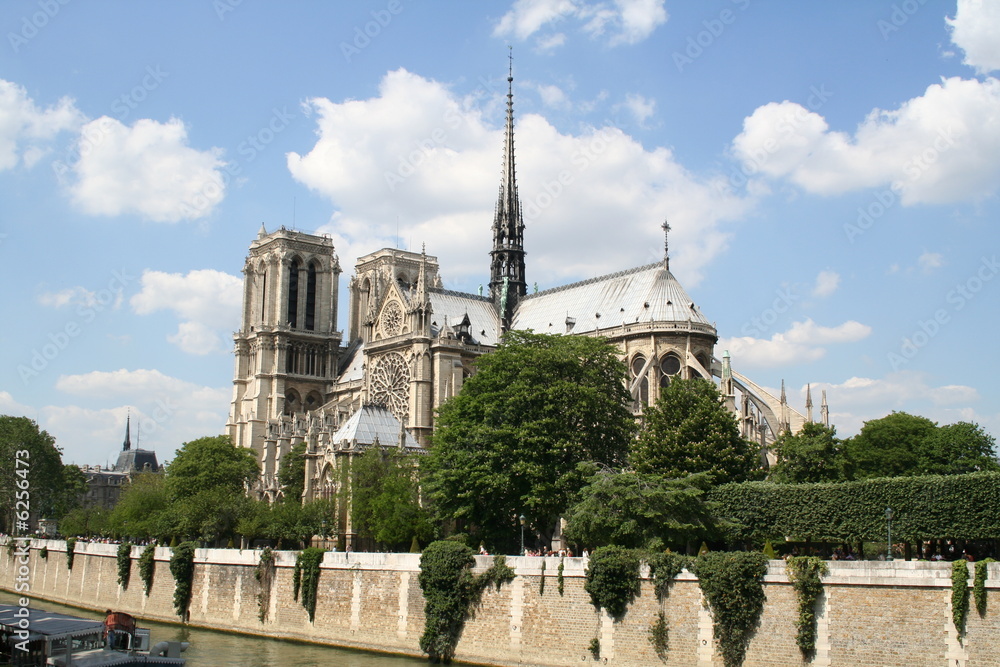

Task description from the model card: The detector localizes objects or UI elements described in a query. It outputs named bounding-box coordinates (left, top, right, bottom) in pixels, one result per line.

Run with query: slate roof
left=113, top=449, right=159, bottom=473
left=428, top=288, right=500, bottom=345
left=512, top=262, right=714, bottom=335
left=330, top=404, right=422, bottom=450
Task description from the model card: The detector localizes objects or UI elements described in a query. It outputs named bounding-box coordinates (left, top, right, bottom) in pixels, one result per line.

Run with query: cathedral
left=225, top=67, right=825, bottom=541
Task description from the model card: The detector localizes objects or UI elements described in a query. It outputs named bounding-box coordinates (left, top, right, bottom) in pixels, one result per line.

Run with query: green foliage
left=292, top=553, right=302, bottom=602
left=563, top=469, right=718, bottom=551
left=139, top=544, right=156, bottom=596
left=974, top=558, right=993, bottom=617
left=762, top=541, right=776, bottom=559
left=588, top=637, right=600, bottom=660
left=770, top=423, right=846, bottom=483
left=65, top=537, right=77, bottom=570
left=632, top=379, right=758, bottom=485
left=277, top=441, right=307, bottom=503
left=557, top=557, right=565, bottom=596
left=0, top=416, right=68, bottom=530
left=169, top=542, right=197, bottom=620
left=424, top=331, right=636, bottom=552
left=584, top=545, right=641, bottom=619
left=166, top=435, right=258, bottom=501
left=711, top=472, right=1000, bottom=543
left=352, top=448, right=432, bottom=550
left=108, top=473, right=171, bottom=540
left=952, top=560, right=970, bottom=634
left=59, top=507, right=109, bottom=538
left=39, top=546, right=48, bottom=560
left=417, top=542, right=514, bottom=662
left=539, top=558, right=546, bottom=595
left=117, top=542, right=132, bottom=590
left=294, top=547, right=325, bottom=622
left=255, top=547, right=275, bottom=623
left=647, top=552, right=694, bottom=601
left=693, top=551, right=768, bottom=667
left=648, top=610, right=668, bottom=660
left=785, top=556, right=828, bottom=656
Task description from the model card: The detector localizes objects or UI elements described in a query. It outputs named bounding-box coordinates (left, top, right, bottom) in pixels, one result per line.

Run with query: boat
left=0, top=604, right=187, bottom=666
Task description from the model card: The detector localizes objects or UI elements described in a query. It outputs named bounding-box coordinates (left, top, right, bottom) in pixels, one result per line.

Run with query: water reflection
left=0, top=591, right=426, bottom=666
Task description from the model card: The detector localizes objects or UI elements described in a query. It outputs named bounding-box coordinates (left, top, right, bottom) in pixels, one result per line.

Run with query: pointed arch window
left=631, top=355, right=649, bottom=406
left=305, top=261, right=318, bottom=330
left=287, top=258, right=301, bottom=327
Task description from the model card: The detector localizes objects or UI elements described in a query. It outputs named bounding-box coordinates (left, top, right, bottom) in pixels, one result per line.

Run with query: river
left=0, top=590, right=428, bottom=666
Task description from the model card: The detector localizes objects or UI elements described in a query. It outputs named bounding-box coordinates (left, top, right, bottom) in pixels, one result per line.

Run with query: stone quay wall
left=2, top=539, right=999, bottom=666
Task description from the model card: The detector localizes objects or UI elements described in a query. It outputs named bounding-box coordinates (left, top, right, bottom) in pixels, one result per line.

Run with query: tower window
left=287, top=258, right=301, bottom=327
left=305, top=262, right=317, bottom=330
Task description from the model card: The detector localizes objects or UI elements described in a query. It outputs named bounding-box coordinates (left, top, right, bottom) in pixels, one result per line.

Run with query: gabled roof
left=512, top=262, right=714, bottom=335
left=428, top=288, right=500, bottom=346
left=330, top=404, right=422, bottom=450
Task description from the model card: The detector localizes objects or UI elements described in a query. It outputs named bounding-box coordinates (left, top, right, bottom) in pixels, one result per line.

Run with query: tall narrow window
left=287, top=258, right=301, bottom=327
left=631, top=355, right=649, bottom=405
left=259, top=268, right=267, bottom=323
left=305, top=262, right=317, bottom=330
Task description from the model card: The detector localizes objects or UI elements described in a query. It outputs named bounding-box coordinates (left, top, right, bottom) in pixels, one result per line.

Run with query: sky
left=1, top=0, right=998, bottom=467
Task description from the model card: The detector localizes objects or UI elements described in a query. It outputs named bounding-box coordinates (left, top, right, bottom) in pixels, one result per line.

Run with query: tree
left=927, top=422, right=999, bottom=475
left=0, top=416, right=67, bottom=531
left=54, top=464, right=89, bottom=519
left=352, top=447, right=432, bottom=551
left=562, top=468, right=718, bottom=551
left=843, top=412, right=937, bottom=479
left=108, top=472, right=172, bottom=539
left=165, top=435, right=258, bottom=500
left=770, top=422, right=846, bottom=483
left=59, top=507, right=109, bottom=538
left=632, top=378, right=759, bottom=485
left=423, top=331, right=636, bottom=552
left=277, top=441, right=307, bottom=503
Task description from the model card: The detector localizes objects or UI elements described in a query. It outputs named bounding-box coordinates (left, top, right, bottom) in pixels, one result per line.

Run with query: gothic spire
left=805, top=383, right=814, bottom=423
left=123, top=410, right=132, bottom=452
left=661, top=219, right=671, bottom=270
left=489, top=49, right=526, bottom=330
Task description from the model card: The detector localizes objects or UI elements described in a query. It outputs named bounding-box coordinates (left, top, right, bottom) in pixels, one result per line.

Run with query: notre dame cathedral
left=225, top=68, right=825, bottom=541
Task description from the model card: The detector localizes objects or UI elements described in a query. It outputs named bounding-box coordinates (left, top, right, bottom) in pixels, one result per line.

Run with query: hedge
left=710, top=472, right=1000, bottom=544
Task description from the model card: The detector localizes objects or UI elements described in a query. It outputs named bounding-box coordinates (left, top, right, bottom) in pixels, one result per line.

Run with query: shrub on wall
left=974, top=558, right=993, bottom=617
left=647, top=552, right=694, bottom=602
left=169, top=542, right=197, bottom=621
left=557, top=557, right=565, bottom=596
left=116, top=542, right=132, bottom=589
left=65, top=537, right=77, bottom=570
left=294, top=547, right=325, bottom=622
left=39, top=546, right=48, bottom=560
left=786, top=556, right=828, bottom=657
left=584, top=545, right=641, bottom=619
left=952, top=560, right=970, bottom=634
left=255, top=547, right=275, bottom=623
left=138, top=544, right=156, bottom=596
left=694, top=551, right=768, bottom=667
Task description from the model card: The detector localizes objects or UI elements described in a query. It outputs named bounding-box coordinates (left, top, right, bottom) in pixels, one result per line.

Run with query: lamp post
left=519, top=514, right=526, bottom=556
left=885, top=507, right=894, bottom=562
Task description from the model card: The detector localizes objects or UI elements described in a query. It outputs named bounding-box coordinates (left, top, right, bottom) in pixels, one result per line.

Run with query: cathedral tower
left=488, top=55, right=527, bottom=330
left=227, top=225, right=342, bottom=464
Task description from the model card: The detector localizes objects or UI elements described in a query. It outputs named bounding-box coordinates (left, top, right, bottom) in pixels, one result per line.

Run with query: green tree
left=423, top=331, right=636, bottom=552
left=843, top=412, right=938, bottom=479
left=277, top=441, right=307, bottom=503
left=562, top=468, right=718, bottom=551
left=770, top=422, right=846, bottom=483
left=0, top=416, right=67, bottom=531
left=927, top=421, right=999, bottom=475
left=632, top=378, right=758, bottom=485
left=53, top=464, right=89, bottom=519
left=58, top=507, right=109, bottom=538
left=108, top=472, right=171, bottom=539
left=166, top=435, right=259, bottom=500
left=352, top=447, right=432, bottom=550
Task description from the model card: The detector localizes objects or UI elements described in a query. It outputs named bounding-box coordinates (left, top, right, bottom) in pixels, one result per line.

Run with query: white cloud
left=616, top=93, right=655, bottom=127
left=918, top=251, right=944, bottom=273
left=947, top=0, right=1000, bottom=74
left=812, top=270, right=840, bottom=297
left=131, top=269, right=242, bottom=354
left=287, top=68, right=751, bottom=288
left=721, top=318, right=871, bottom=368
left=494, top=0, right=666, bottom=48
left=67, top=116, right=226, bottom=222
left=731, top=76, right=1000, bottom=205
left=0, top=78, right=83, bottom=171
left=537, top=83, right=571, bottom=109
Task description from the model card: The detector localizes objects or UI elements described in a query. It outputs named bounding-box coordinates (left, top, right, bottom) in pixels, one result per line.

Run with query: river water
left=0, top=591, right=427, bottom=666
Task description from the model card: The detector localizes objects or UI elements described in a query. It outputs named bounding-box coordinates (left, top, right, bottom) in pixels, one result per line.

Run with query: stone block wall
left=2, top=539, right=999, bottom=666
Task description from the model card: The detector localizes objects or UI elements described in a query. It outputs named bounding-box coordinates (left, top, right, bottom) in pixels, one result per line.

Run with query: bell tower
left=227, top=225, right=342, bottom=461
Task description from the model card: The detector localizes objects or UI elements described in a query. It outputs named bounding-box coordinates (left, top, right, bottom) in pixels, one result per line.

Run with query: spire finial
left=661, top=219, right=671, bottom=269
left=123, top=409, right=132, bottom=452
left=508, top=45, right=513, bottom=81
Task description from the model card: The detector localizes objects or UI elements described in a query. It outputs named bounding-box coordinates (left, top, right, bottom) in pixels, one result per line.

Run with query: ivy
left=6, top=540, right=16, bottom=560
left=292, top=553, right=301, bottom=602
left=584, top=545, right=641, bottom=620
left=65, top=537, right=77, bottom=570
left=647, top=552, right=694, bottom=602
left=785, top=556, right=828, bottom=657
left=294, top=547, right=325, bottom=622
left=138, top=544, right=156, bottom=596
left=952, top=559, right=970, bottom=634
left=557, top=557, right=565, bottom=596
left=418, top=541, right=514, bottom=662
left=539, top=559, right=546, bottom=595
left=39, top=546, right=48, bottom=560
left=588, top=637, right=600, bottom=660
left=693, top=551, right=768, bottom=667
left=648, top=610, right=668, bottom=660
left=117, top=542, right=132, bottom=590
left=169, top=542, right=197, bottom=621
left=974, top=558, right=994, bottom=617
left=255, top=547, right=275, bottom=623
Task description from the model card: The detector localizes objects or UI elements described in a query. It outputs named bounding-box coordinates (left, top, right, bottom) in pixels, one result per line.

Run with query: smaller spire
left=805, top=384, right=814, bottom=423
left=821, top=390, right=830, bottom=428
left=780, top=380, right=787, bottom=404
left=257, top=222, right=267, bottom=239
left=661, top=220, right=671, bottom=270
left=123, top=410, right=132, bottom=452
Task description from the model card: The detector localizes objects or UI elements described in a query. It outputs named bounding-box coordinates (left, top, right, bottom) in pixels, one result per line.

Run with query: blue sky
left=1, top=0, right=998, bottom=466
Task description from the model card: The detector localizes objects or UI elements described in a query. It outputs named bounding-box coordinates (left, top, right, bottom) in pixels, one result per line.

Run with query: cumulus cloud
left=494, top=0, right=666, bottom=48
left=731, top=77, right=1000, bottom=205
left=812, top=270, right=840, bottom=298
left=0, top=78, right=83, bottom=170
left=67, top=116, right=227, bottom=222
left=616, top=93, right=655, bottom=127
left=131, top=269, right=242, bottom=354
left=287, top=68, right=750, bottom=289
left=38, top=285, right=121, bottom=310
left=947, top=0, right=1000, bottom=74
left=721, top=318, right=872, bottom=368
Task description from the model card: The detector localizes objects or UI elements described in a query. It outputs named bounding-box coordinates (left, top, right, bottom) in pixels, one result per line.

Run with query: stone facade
left=3, top=539, right=999, bottom=667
